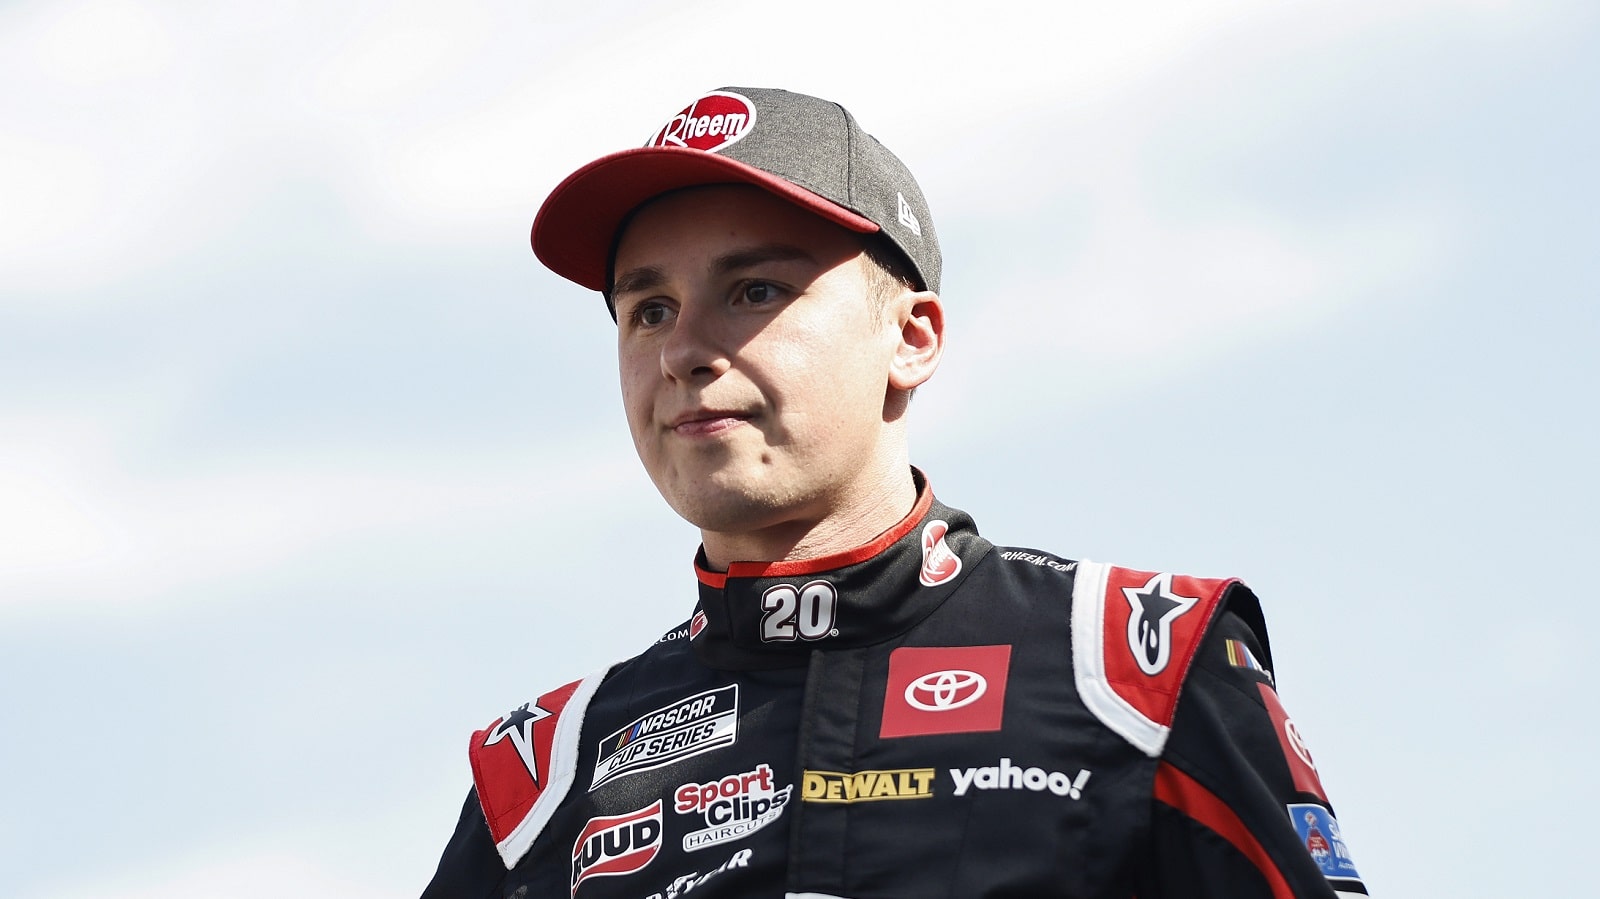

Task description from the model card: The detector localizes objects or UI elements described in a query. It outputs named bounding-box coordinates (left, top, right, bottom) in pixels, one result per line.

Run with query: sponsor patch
left=759, top=580, right=839, bottom=642
left=646, top=90, right=756, bottom=153
left=642, top=847, right=753, bottom=899
left=1224, top=638, right=1273, bottom=683
left=570, top=800, right=663, bottom=895
left=997, top=549, right=1075, bottom=572
left=918, top=519, right=961, bottom=586
left=801, top=768, right=936, bottom=803
left=481, top=701, right=554, bottom=788
left=1288, top=803, right=1363, bottom=885
left=949, top=757, right=1092, bottom=799
left=591, top=685, right=738, bottom=790
left=1121, top=572, right=1200, bottom=675
left=689, top=610, right=708, bottom=640
left=674, top=763, right=792, bottom=852
left=1258, top=683, right=1328, bottom=801
left=880, top=645, right=1011, bottom=738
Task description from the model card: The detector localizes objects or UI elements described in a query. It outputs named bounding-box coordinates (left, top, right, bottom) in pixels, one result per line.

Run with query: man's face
left=610, top=185, right=904, bottom=539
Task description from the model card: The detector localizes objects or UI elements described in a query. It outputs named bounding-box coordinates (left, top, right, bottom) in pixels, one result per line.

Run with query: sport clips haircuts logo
left=646, top=91, right=756, bottom=153
left=673, top=763, right=792, bottom=852
left=591, top=685, right=738, bottom=790
left=570, top=800, right=663, bottom=895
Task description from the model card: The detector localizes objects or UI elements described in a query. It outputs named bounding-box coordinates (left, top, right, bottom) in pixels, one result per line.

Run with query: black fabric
left=422, top=483, right=1362, bottom=898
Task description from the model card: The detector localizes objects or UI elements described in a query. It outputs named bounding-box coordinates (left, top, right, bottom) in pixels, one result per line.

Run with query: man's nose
left=660, top=301, right=730, bottom=383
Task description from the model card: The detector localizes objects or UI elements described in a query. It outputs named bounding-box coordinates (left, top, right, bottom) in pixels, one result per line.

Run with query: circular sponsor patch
left=1284, top=718, right=1318, bottom=771
left=646, top=90, right=757, bottom=152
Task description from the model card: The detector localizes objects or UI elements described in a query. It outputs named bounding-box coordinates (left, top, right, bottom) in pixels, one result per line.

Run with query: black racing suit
left=423, top=480, right=1368, bottom=898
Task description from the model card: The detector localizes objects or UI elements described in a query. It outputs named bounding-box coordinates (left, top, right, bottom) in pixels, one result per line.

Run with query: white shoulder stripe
left=1070, top=560, right=1169, bottom=757
left=495, top=668, right=609, bottom=868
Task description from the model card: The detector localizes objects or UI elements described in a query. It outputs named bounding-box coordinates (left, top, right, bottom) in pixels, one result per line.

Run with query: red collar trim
left=693, top=485, right=934, bottom=588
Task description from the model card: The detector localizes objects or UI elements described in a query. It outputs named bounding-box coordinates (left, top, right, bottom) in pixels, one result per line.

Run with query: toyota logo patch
left=880, top=645, right=1012, bottom=738
left=904, top=669, right=987, bottom=711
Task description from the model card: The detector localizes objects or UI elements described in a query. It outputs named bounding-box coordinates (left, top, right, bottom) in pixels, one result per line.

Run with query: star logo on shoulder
left=1122, top=572, right=1200, bottom=675
left=483, top=701, right=553, bottom=787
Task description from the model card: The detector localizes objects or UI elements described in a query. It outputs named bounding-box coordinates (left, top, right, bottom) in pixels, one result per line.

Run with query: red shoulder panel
left=468, top=677, right=586, bottom=848
left=1099, top=566, right=1234, bottom=732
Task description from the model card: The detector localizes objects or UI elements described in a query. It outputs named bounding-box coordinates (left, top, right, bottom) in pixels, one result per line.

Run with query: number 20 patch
left=760, top=580, right=839, bottom=642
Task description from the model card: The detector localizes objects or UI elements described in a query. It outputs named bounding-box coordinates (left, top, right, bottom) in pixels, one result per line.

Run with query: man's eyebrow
left=611, top=244, right=819, bottom=299
left=611, top=265, right=666, bottom=298
left=710, top=244, right=817, bottom=276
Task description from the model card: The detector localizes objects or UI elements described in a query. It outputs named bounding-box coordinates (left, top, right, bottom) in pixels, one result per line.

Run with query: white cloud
left=969, top=193, right=1451, bottom=370
left=27, top=0, right=174, bottom=86
left=26, top=847, right=396, bottom=899
left=0, top=403, right=640, bottom=616
left=0, top=0, right=1565, bottom=297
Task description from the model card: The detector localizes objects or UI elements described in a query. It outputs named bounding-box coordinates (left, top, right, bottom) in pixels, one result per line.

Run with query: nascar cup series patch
left=591, top=685, right=739, bottom=790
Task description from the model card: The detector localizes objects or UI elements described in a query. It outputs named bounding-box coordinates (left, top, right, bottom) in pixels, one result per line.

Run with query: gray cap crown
left=531, top=86, right=941, bottom=296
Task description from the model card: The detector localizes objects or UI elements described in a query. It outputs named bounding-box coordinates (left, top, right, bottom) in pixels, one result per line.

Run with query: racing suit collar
left=689, top=469, right=990, bottom=670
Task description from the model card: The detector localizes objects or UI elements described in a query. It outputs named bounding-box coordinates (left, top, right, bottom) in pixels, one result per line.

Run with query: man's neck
left=698, top=467, right=919, bottom=571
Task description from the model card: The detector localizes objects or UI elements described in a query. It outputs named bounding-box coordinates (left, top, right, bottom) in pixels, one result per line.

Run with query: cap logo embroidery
left=897, top=192, right=922, bottom=236
left=647, top=91, right=757, bottom=153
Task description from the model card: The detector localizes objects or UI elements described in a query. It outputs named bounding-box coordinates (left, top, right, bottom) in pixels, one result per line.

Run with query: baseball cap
left=531, top=86, right=941, bottom=300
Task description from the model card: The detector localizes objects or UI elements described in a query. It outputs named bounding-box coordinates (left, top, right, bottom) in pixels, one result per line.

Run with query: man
left=423, top=86, right=1367, bottom=898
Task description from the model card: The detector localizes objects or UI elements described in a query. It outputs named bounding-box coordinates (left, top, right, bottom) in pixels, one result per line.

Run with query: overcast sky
left=3, top=1, right=1596, bottom=896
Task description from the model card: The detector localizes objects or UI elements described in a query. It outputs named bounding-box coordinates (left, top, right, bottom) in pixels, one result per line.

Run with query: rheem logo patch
left=881, top=645, right=1011, bottom=738
left=647, top=91, right=756, bottom=152
left=919, top=519, right=961, bottom=586
left=570, top=800, right=663, bottom=895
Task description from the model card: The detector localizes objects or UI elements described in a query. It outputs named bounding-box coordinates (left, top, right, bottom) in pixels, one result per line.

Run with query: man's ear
left=888, top=290, right=945, bottom=392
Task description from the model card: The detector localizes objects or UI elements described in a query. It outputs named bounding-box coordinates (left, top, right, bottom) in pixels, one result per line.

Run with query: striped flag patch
left=1224, top=639, right=1273, bottom=684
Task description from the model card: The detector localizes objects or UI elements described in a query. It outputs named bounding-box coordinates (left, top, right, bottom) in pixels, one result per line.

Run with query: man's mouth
left=669, top=410, right=753, bottom=437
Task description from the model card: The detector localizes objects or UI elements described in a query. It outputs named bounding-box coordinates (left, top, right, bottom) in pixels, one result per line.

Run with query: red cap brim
left=531, top=146, right=880, bottom=292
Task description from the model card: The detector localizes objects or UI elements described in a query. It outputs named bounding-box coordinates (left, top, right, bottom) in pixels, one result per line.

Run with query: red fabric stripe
left=693, top=485, right=934, bottom=584
left=1152, top=762, right=1295, bottom=899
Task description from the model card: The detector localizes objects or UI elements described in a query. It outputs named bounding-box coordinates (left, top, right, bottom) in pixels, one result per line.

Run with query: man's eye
left=631, top=301, right=671, bottom=327
left=740, top=281, right=779, bottom=305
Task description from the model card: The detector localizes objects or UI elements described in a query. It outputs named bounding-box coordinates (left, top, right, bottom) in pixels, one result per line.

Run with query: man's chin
left=664, top=476, right=807, bottom=537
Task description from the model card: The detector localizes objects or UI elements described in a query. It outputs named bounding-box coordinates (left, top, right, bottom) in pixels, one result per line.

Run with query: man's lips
left=669, top=410, right=753, bottom=437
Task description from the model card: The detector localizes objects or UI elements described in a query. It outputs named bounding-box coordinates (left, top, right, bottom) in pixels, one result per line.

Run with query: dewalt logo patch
left=801, top=768, right=935, bottom=803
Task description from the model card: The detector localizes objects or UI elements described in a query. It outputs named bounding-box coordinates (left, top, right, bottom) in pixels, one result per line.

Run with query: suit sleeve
left=1134, top=591, right=1369, bottom=898
left=420, top=787, right=507, bottom=899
